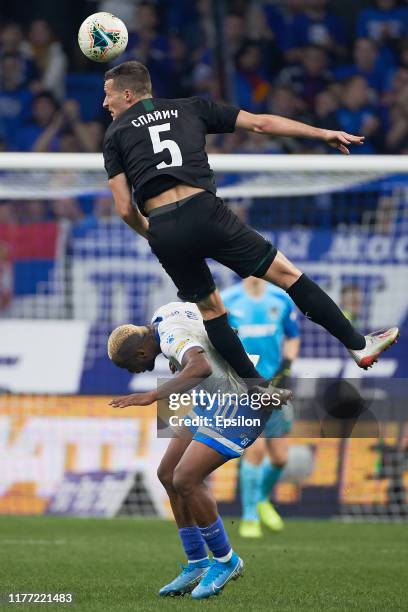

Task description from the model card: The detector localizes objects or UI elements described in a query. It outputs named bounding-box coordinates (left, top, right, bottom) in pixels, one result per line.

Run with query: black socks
left=287, top=274, right=366, bottom=350
left=202, top=273, right=365, bottom=384
left=203, top=313, right=263, bottom=381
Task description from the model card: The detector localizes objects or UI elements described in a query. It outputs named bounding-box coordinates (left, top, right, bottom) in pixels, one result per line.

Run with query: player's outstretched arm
left=235, top=110, right=365, bottom=155
left=110, top=347, right=212, bottom=408
left=108, top=173, right=149, bottom=238
left=156, top=347, right=213, bottom=401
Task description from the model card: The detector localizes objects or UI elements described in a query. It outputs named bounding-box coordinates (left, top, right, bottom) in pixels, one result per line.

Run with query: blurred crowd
left=0, top=0, right=407, bottom=226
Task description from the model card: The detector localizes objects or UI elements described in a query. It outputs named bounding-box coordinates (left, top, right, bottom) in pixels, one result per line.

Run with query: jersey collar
left=152, top=319, right=162, bottom=347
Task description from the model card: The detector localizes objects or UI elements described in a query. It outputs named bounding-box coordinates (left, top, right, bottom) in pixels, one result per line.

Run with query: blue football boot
left=159, top=559, right=211, bottom=597
left=191, top=552, right=244, bottom=599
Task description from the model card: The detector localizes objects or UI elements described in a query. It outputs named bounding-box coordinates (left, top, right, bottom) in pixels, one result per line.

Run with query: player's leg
left=193, top=194, right=398, bottom=369
left=197, top=289, right=266, bottom=382
left=147, top=198, right=266, bottom=384
left=157, top=435, right=196, bottom=528
left=263, top=437, right=288, bottom=500
left=262, top=250, right=365, bottom=349
left=194, top=290, right=291, bottom=405
left=257, top=436, right=288, bottom=533
left=147, top=194, right=286, bottom=391
left=191, top=194, right=282, bottom=383
left=172, top=440, right=226, bottom=525
left=262, top=251, right=399, bottom=367
left=157, top=435, right=211, bottom=596
left=172, top=441, right=244, bottom=599
left=239, top=438, right=265, bottom=538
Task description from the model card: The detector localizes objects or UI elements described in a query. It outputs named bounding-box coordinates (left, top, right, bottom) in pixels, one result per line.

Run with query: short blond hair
left=107, top=324, right=148, bottom=361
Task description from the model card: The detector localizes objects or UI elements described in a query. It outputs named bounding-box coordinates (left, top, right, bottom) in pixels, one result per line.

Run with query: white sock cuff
left=214, top=548, right=233, bottom=563
left=189, top=556, right=209, bottom=564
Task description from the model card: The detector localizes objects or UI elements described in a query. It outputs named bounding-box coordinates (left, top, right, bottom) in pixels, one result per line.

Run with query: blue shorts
left=183, top=396, right=273, bottom=460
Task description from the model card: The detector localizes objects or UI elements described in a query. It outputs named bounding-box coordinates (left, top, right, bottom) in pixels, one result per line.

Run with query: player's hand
left=323, top=130, right=365, bottom=154
left=109, top=390, right=157, bottom=408
left=271, top=372, right=290, bottom=390
left=271, top=358, right=292, bottom=390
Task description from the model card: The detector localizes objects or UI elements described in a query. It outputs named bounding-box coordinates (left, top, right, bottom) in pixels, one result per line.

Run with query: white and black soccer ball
left=78, top=12, right=128, bottom=63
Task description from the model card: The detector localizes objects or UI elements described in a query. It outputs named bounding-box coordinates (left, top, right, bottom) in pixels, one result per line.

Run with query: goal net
left=0, top=153, right=407, bottom=520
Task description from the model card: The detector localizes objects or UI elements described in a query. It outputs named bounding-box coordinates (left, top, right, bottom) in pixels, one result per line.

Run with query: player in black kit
left=103, top=61, right=398, bottom=390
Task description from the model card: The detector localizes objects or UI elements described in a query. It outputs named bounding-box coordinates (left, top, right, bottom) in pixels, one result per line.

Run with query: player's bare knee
left=197, top=291, right=225, bottom=320
left=197, top=304, right=221, bottom=320
left=172, top=467, right=196, bottom=497
left=268, top=268, right=300, bottom=290
left=285, top=269, right=302, bottom=289
left=157, top=463, right=174, bottom=490
left=263, top=252, right=302, bottom=290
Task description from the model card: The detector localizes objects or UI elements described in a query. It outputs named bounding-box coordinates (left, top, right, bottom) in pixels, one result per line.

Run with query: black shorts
left=147, top=191, right=277, bottom=302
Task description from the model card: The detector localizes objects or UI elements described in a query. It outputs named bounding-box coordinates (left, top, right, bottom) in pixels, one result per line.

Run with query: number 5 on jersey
left=148, top=123, right=183, bottom=169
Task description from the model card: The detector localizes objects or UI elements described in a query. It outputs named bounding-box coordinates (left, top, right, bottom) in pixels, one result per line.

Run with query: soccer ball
left=78, top=12, right=128, bottom=63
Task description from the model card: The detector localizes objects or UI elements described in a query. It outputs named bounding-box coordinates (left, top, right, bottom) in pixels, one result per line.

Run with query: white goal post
left=0, top=153, right=407, bottom=200
left=0, top=152, right=407, bottom=171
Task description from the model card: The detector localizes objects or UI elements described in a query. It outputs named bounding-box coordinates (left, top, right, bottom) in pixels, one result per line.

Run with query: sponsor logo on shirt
left=175, top=338, right=191, bottom=355
left=185, top=310, right=199, bottom=320
left=239, top=324, right=277, bottom=338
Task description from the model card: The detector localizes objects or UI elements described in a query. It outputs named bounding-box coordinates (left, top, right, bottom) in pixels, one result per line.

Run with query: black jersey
left=103, top=96, right=239, bottom=215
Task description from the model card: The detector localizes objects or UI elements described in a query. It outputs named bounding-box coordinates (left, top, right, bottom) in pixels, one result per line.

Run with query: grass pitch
left=0, top=516, right=407, bottom=611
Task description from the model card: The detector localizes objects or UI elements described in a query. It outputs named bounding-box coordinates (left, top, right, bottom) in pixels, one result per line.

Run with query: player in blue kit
left=107, top=302, right=288, bottom=599
left=222, top=277, right=300, bottom=538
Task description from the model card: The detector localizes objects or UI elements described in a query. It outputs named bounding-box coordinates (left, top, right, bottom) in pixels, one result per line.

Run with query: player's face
left=124, top=352, right=156, bottom=374
left=116, top=335, right=158, bottom=374
left=103, top=79, right=130, bottom=120
left=118, top=350, right=156, bottom=374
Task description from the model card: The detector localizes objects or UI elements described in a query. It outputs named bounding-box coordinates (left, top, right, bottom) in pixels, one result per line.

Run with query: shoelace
left=179, top=563, right=195, bottom=576
left=178, top=562, right=209, bottom=577
left=368, top=328, right=390, bottom=339
left=200, top=562, right=226, bottom=586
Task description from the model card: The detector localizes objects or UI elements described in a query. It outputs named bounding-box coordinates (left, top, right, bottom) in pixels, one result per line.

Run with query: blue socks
left=261, top=459, right=284, bottom=502
left=178, top=526, right=208, bottom=563
left=240, top=459, right=263, bottom=520
left=240, top=458, right=284, bottom=519
left=198, top=516, right=232, bottom=561
left=179, top=518, right=233, bottom=564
